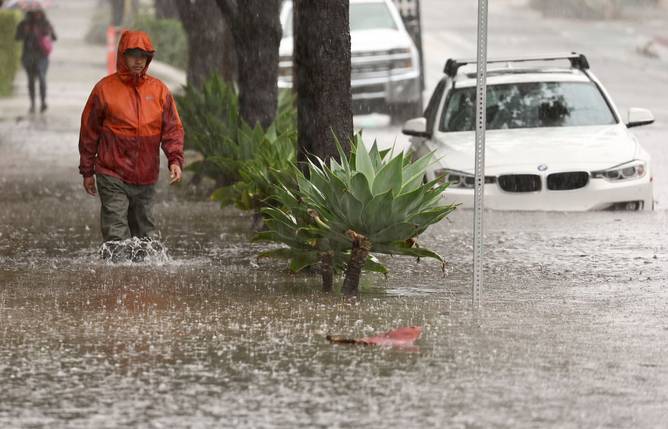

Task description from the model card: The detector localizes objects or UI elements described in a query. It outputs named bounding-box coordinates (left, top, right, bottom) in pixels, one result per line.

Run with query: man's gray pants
left=96, top=174, right=156, bottom=242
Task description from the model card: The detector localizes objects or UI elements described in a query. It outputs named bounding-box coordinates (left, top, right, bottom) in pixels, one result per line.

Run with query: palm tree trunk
left=320, top=251, right=334, bottom=292
left=175, top=0, right=231, bottom=90
left=250, top=211, right=264, bottom=231
left=342, top=231, right=370, bottom=295
left=294, top=0, right=353, bottom=166
left=216, top=0, right=282, bottom=129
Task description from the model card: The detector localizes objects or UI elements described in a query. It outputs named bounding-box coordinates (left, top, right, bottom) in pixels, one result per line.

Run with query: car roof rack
left=443, top=53, right=590, bottom=78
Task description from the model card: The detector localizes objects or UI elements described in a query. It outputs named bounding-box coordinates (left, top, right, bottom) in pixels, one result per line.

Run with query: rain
left=1, top=0, right=667, bottom=427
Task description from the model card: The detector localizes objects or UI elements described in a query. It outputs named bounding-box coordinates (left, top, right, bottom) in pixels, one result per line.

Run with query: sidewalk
left=0, top=0, right=105, bottom=185
left=0, top=0, right=185, bottom=185
left=0, top=0, right=105, bottom=121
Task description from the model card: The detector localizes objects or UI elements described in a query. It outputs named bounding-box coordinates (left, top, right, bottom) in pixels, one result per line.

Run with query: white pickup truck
left=278, top=0, right=423, bottom=122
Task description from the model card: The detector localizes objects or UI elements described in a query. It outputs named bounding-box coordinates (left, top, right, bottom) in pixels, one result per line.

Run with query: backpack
left=38, top=34, right=53, bottom=56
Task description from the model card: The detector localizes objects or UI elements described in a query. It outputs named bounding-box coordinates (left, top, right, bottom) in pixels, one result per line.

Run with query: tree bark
left=154, top=0, right=179, bottom=20
left=294, top=0, right=353, bottom=165
left=342, top=231, right=370, bottom=295
left=216, top=0, right=282, bottom=129
left=320, top=251, right=334, bottom=292
left=109, top=0, right=124, bottom=26
left=175, top=0, right=237, bottom=89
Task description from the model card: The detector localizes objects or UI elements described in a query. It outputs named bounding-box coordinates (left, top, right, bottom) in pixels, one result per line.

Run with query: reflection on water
left=1, top=184, right=668, bottom=427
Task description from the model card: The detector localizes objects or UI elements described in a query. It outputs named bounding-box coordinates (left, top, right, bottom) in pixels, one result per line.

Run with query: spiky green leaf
left=350, top=172, right=373, bottom=204
left=373, top=242, right=445, bottom=263
left=369, top=222, right=420, bottom=243
left=354, top=139, right=376, bottom=186
left=372, top=151, right=404, bottom=196
left=289, top=252, right=320, bottom=272
left=360, top=190, right=394, bottom=234
left=363, top=256, right=389, bottom=275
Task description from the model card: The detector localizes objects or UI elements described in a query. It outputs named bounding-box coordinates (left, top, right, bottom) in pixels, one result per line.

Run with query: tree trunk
left=294, top=0, right=353, bottom=165
left=109, top=0, right=124, bottom=26
left=320, top=251, right=334, bottom=292
left=216, top=0, right=282, bottom=129
left=220, top=23, right=238, bottom=84
left=154, top=0, right=179, bottom=20
left=175, top=0, right=237, bottom=89
left=342, top=231, right=370, bottom=295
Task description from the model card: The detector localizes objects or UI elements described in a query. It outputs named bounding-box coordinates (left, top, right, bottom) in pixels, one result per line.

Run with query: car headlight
left=434, top=169, right=495, bottom=188
left=591, top=160, right=646, bottom=182
left=389, top=48, right=414, bottom=71
left=391, top=57, right=413, bottom=70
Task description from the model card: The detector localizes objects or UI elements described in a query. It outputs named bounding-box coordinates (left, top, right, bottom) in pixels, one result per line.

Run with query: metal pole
left=473, top=0, right=488, bottom=309
left=415, top=0, right=426, bottom=96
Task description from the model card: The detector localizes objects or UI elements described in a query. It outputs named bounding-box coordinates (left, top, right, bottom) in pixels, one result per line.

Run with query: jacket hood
left=116, top=31, right=155, bottom=85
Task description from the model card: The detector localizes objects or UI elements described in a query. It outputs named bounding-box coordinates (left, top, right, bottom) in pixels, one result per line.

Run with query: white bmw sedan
left=403, top=54, right=656, bottom=211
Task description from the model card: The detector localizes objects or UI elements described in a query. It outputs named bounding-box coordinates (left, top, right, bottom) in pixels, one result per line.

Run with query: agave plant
left=273, top=88, right=298, bottom=136
left=176, top=74, right=298, bottom=186
left=209, top=93, right=298, bottom=219
left=254, top=166, right=388, bottom=291
left=174, top=74, right=242, bottom=186
left=210, top=123, right=297, bottom=220
left=297, top=135, right=457, bottom=294
left=257, top=135, right=456, bottom=294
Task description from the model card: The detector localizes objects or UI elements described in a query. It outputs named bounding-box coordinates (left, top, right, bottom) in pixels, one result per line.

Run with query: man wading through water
left=78, top=31, right=184, bottom=261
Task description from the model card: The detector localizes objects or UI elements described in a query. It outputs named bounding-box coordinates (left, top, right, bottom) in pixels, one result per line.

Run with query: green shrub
left=211, top=124, right=297, bottom=212
left=175, top=74, right=245, bottom=186
left=255, top=156, right=389, bottom=292
left=176, top=74, right=298, bottom=212
left=0, top=10, right=22, bottom=97
left=132, top=15, right=187, bottom=69
left=210, top=90, right=298, bottom=214
left=258, top=134, right=457, bottom=294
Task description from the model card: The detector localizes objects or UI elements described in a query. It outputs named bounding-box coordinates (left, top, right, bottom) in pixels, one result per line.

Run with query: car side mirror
left=627, top=108, right=654, bottom=128
left=402, top=117, right=430, bottom=137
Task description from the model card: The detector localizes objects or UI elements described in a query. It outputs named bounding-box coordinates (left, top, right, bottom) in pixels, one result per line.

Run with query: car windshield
left=350, top=3, right=397, bottom=31
left=439, top=81, right=617, bottom=132
left=283, top=2, right=396, bottom=37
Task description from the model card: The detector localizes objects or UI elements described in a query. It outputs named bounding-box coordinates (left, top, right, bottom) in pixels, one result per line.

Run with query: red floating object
left=327, top=326, right=422, bottom=347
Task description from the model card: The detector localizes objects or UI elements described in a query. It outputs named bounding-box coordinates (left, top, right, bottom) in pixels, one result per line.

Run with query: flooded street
left=2, top=0, right=668, bottom=427
left=2, top=191, right=668, bottom=427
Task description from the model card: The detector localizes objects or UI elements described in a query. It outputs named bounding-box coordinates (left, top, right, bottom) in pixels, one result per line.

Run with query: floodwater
left=2, top=0, right=668, bottom=426
left=2, top=118, right=668, bottom=428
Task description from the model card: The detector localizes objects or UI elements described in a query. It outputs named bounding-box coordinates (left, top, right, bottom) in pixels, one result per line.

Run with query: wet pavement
left=1, top=0, right=668, bottom=428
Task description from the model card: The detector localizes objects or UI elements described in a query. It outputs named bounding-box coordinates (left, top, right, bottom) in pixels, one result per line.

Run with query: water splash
left=98, top=237, right=170, bottom=264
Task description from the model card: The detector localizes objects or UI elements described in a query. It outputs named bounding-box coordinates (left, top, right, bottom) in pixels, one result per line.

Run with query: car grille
left=498, top=174, right=542, bottom=192
left=351, top=49, right=411, bottom=78
left=352, top=62, right=392, bottom=75
left=547, top=172, right=589, bottom=190
left=352, top=83, right=385, bottom=95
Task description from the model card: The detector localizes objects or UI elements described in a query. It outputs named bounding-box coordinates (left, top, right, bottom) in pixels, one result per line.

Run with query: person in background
left=15, top=7, right=56, bottom=113
left=78, top=31, right=184, bottom=259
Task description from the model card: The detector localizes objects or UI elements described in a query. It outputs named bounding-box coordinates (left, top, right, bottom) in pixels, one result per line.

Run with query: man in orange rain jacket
left=78, top=30, right=184, bottom=244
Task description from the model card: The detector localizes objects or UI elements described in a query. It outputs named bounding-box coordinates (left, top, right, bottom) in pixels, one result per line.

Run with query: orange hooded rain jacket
left=78, top=31, right=184, bottom=185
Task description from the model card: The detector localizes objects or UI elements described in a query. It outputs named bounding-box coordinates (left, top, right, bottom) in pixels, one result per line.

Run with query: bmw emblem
left=537, top=164, right=548, bottom=172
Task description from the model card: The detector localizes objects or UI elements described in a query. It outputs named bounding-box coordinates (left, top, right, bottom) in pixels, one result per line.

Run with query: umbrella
left=3, top=0, right=51, bottom=10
